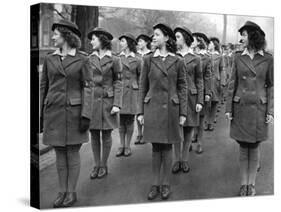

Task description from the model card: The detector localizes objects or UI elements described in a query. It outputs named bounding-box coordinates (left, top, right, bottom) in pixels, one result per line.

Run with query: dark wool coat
left=179, top=53, right=204, bottom=127
left=210, top=53, right=225, bottom=102
left=89, top=53, right=123, bottom=130
left=138, top=54, right=188, bottom=144
left=226, top=51, right=273, bottom=143
left=40, top=51, right=93, bottom=146
left=119, top=55, right=142, bottom=115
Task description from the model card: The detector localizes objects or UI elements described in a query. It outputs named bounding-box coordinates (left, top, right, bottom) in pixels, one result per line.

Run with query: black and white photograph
left=29, top=0, right=274, bottom=210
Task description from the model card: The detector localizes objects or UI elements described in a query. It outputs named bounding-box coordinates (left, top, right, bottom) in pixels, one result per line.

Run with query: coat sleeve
left=204, top=57, right=212, bottom=97
left=136, top=59, right=142, bottom=85
left=81, top=57, right=94, bottom=119
left=195, top=57, right=204, bottom=105
left=40, top=57, right=49, bottom=119
left=137, top=55, right=150, bottom=115
left=266, top=56, right=274, bottom=116
left=177, top=58, right=188, bottom=117
left=112, top=57, right=123, bottom=108
left=225, top=54, right=238, bottom=114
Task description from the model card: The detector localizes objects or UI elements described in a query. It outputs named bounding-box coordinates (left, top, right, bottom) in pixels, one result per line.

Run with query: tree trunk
left=222, top=14, right=227, bottom=44
left=71, top=5, right=99, bottom=52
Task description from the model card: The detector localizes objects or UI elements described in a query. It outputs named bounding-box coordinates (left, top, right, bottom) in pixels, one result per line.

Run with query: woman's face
left=153, top=28, right=168, bottom=48
left=137, top=38, right=147, bottom=50
left=191, top=36, right=198, bottom=49
left=52, top=29, right=65, bottom=48
left=90, top=34, right=101, bottom=50
left=175, top=31, right=185, bottom=48
left=208, top=41, right=215, bottom=51
left=240, top=30, right=249, bottom=48
left=120, top=38, right=128, bottom=51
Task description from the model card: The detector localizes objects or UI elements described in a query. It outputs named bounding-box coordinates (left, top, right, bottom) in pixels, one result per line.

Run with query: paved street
left=39, top=105, right=274, bottom=209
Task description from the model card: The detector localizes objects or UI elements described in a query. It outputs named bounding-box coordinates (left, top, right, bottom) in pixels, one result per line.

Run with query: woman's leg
left=182, top=127, right=194, bottom=162
left=162, top=147, right=173, bottom=185
left=209, top=102, right=218, bottom=129
left=101, top=129, right=113, bottom=167
left=196, top=115, right=205, bottom=152
left=66, top=144, right=82, bottom=192
left=125, top=115, right=135, bottom=149
left=248, top=143, right=260, bottom=186
left=54, top=147, right=68, bottom=192
left=119, top=115, right=126, bottom=148
left=239, top=142, right=249, bottom=186
left=90, top=130, right=101, bottom=167
left=152, top=144, right=162, bottom=185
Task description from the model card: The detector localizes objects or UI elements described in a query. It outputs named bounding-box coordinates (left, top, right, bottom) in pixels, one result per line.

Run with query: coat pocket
left=144, top=96, right=151, bottom=104
left=132, top=81, right=139, bottom=90
left=171, top=96, right=180, bottom=105
left=260, top=96, right=267, bottom=104
left=233, top=96, right=240, bottom=103
left=69, top=98, right=82, bottom=106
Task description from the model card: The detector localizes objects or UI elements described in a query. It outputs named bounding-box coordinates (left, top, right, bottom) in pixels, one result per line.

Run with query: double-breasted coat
left=40, top=50, right=93, bottom=147
left=89, top=52, right=123, bottom=130
left=210, top=52, right=225, bottom=102
left=226, top=50, right=273, bottom=143
left=119, top=54, right=142, bottom=115
left=138, top=51, right=188, bottom=144
left=178, top=52, right=204, bottom=127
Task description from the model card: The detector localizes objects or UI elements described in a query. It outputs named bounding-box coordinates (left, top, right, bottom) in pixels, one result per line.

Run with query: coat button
left=242, top=76, right=247, bottom=79
left=163, top=104, right=167, bottom=109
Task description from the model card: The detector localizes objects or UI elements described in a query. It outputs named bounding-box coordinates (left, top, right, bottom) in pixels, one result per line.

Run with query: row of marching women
left=39, top=19, right=273, bottom=208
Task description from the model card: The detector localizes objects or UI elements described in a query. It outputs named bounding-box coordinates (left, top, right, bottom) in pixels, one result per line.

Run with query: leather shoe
left=247, top=184, right=256, bottom=196
left=161, top=185, right=171, bottom=200
left=116, top=147, right=124, bottom=157
left=182, top=161, right=190, bottom=173
left=239, top=185, right=248, bottom=196
left=53, top=192, right=66, bottom=208
left=62, top=192, right=77, bottom=207
left=147, top=185, right=160, bottom=200
left=90, top=166, right=99, bottom=179
left=172, top=161, right=181, bottom=174
left=97, top=166, right=108, bottom=179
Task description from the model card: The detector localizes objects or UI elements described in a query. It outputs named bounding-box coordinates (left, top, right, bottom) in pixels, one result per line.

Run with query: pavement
left=39, top=104, right=274, bottom=209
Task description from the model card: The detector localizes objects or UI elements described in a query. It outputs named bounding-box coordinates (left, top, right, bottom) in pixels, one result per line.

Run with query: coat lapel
left=49, top=55, right=66, bottom=76
left=100, top=56, right=113, bottom=74
left=89, top=55, right=102, bottom=73
left=165, top=55, right=178, bottom=71
left=61, top=55, right=81, bottom=71
left=184, top=54, right=196, bottom=65
left=120, top=56, right=130, bottom=69
left=253, top=55, right=268, bottom=68
left=239, top=55, right=256, bottom=75
left=151, top=57, right=167, bottom=76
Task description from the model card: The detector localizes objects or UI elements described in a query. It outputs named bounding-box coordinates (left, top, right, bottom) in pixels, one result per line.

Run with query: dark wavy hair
left=158, top=28, right=177, bottom=54
left=138, top=36, right=151, bottom=50
left=210, top=39, right=220, bottom=53
left=125, top=38, right=137, bottom=53
left=55, top=26, right=81, bottom=49
left=178, top=30, right=193, bottom=47
left=246, top=29, right=266, bottom=51
left=193, top=36, right=206, bottom=50
left=95, top=33, right=112, bottom=50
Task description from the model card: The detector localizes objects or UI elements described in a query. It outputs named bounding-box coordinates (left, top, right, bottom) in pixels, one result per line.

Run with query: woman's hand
left=265, top=114, right=274, bottom=124
left=196, top=104, right=203, bottom=112
left=110, top=106, right=120, bottom=115
left=179, top=116, right=186, bottom=126
left=137, top=115, right=144, bottom=125
left=225, top=112, right=233, bottom=121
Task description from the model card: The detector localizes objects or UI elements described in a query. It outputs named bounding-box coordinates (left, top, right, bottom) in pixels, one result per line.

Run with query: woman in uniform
left=137, top=23, right=187, bottom=200
left=116, top=33, right=142, bottom=156
left=206, top=37, right=225, bottom=131
left=172, top=27, right=203, bottom=174
left=40, top=19, right=93, bottom=208
left=134, top=34, right=152, bottom=145
left=225, top=21, right=273, bottom=196
left=87, top=27, right=123, bottom=179
left=191, top=32, right=212, bottom=153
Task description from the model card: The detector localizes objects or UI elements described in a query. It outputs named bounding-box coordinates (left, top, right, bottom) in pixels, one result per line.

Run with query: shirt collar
left=153, top=49, right=175, bottom=58
left=177, top=48, right=194, bottom=57
left=242, top=48, right=264, bottom=57
left=53, top=48, right=76, bottom=57
left=91, top=50, right=112, bottom=59
left=137, top=49, right=151, bottom=56
left=119, top=51, right=136, bottom=58
left=210, top=51, right=220, bottom=55
left=198, top=49, right=207, bottom=55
